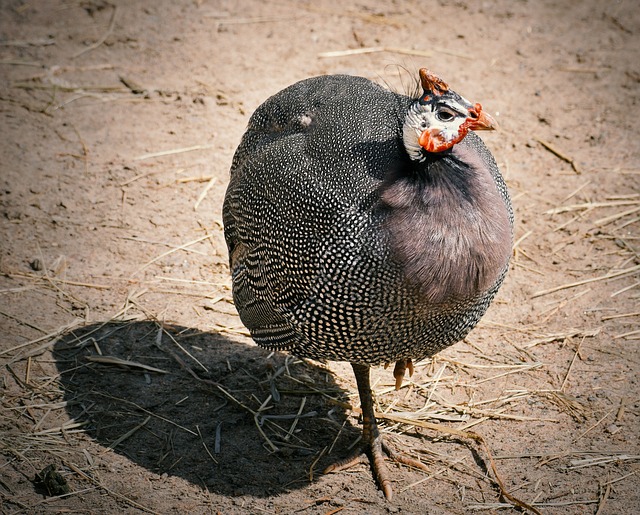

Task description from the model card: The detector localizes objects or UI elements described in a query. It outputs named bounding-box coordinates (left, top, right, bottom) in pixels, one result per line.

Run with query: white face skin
left=402, top=96, right=474, bottom=161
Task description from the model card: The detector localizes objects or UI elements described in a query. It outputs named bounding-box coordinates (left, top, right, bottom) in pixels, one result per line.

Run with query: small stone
left=29, top=258, right=43, bottom=271
left=605, top=424, right=621, bottom=434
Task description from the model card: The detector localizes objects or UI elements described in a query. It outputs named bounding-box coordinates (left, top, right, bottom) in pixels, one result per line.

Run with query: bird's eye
left=436, top=109, right=456, bottom=122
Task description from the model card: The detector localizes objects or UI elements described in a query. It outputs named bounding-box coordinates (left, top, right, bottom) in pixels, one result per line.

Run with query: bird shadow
left=52, top=321, right=353, bottom=497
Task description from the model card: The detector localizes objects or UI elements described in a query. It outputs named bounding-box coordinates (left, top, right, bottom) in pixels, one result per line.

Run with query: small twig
left=536, top=138, right=581, bottom=174
left=400, top=458, right=467, bottom=492
left=120, top=167, right=181, bottom=186
left=568, top=454, right=640, bottom=469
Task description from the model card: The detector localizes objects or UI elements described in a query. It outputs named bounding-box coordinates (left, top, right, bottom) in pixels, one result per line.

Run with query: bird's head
left=403, top=68, right=496, bottom=161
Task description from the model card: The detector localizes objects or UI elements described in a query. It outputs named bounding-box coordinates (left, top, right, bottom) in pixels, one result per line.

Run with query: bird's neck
left=379, top=144, right=512, bottom=304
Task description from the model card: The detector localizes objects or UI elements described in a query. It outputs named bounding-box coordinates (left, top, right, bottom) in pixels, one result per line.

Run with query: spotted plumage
left=223, top=69, right=513, bottom=500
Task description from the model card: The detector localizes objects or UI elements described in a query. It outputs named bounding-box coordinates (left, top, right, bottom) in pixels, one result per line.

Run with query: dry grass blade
left=560, top=336, right=586, bottom=390
left=210, top=323, right=251, bottom=337
left=613, top=328, right=640, bottom=339
left=0, top=59, right=41, bottom=66
left=196, top=425, right=218, bottom=464
left=569, top=454, right=640, bottom=469
left=595, top=205, right=640, bottom=226
left=207, top=14, right=306, bottom=25
left=0, top=319, right=83, bottom=357
left=545, top=199, right=640, bottom=215
left=194, top=176, right=217, bottom=210
left=95, top=392, right=197, bottom=436
left=63, top=460, right=160, bottom=514
left=467, top=499, right=597, bottom=509
left=157, top=324, right=209, bottom=372
left=562, top=180, right=592, bottom=201
left=602, top=311, right=640, bottom=321
left=72, top=5, right=117, bottom=59
left=512, top=230, right=533, bottom=251
left=212, top=383, right=278, bottom=452
left=542, top=391, right=590, bottom=421
left=319, top=46, right=433, bottom=58
left=130, top=234, right=213, bottom=277
left=32, top=421, right=88, bottom=435
left=85, top=355, right=169, bottom=374
left=308, top=446, right=327, bottom=482
left=133, top=144, right=214, bottom=161
left=108, top=415, right=151, bottom=450
left=596, top=480, right=612, bottom=515
left=532, top=265, right=640, bottom=298
left=0, top=308, right=48, bottom=334
left=523, top=328, right=599, bottom=349
left=7, top=271, right=111, bottom=289
left=611, top=281, right=639, bottom=298
left=572, top=408, right=616, bottom=442
left=471, top=363, right=542, bottom=385
left=400, top=458, right=467, bottom=492
left=176, top=175, right=215, bottom=183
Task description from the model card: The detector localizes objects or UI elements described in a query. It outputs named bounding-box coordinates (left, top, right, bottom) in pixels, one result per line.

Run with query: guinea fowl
left=223, top=68, right=513, bottom=500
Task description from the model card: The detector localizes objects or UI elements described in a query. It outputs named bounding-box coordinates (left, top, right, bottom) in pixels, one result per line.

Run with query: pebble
left=605, top=424, right=621, bottom=435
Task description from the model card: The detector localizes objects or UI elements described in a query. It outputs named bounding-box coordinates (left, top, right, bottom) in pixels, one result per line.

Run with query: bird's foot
left=323, top=434, right=428, bottom=501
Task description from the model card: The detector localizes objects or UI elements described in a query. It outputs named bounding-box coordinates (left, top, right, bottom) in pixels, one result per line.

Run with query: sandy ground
left=1, top=1, right=639, bottom=513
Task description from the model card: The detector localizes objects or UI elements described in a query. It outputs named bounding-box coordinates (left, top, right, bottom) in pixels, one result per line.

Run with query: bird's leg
left=324, top=363, right=428, bottom=501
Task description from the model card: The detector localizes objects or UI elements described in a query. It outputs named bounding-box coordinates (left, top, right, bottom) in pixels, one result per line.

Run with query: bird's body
left=223, top=70, right=513, bottom=499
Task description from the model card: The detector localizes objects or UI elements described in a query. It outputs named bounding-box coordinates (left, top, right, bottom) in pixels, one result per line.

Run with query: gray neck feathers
left=380, top=140, right=512, bottom=304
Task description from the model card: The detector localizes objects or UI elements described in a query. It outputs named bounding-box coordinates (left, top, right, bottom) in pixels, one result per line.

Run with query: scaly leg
left=324, top=363, right=428, bottom=501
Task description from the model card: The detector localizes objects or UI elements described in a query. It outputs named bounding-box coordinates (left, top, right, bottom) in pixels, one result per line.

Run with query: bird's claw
left=323, top=435, right=428, bottom=501
left=392, top=358, right=414, bottom=390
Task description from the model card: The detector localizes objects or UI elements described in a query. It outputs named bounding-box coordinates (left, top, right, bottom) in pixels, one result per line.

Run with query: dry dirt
left=1, top=1, right=639, bottom=514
